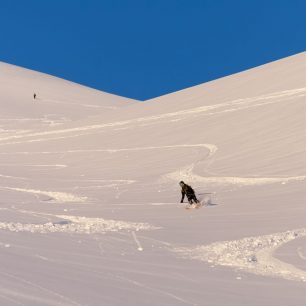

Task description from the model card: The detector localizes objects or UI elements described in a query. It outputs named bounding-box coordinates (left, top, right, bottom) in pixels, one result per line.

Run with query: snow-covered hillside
left=1, top=53, right=306, bottom=305
left=0, top=62, right=135, bottom=126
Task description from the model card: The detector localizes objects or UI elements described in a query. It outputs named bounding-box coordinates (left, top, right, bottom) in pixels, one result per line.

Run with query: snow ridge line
left=174, top=229, right=306, bottom=282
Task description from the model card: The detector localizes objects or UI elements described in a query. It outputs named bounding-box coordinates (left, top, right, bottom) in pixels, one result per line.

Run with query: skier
left=33, top=93, right=36, bottom=100
left=179, top=181, right=199, bottom=204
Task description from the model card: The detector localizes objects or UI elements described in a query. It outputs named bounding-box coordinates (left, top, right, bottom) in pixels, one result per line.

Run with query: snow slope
left=1, top=52, right=306, bottom=305
left=0, top=62, right=135, bottom=127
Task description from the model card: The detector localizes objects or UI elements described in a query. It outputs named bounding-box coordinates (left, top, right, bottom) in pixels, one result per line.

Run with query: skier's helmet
left=179, top=181, right=185, bottom=187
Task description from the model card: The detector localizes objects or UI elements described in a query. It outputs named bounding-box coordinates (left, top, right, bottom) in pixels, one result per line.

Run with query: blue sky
left=1, top=0, right=306, bottom=100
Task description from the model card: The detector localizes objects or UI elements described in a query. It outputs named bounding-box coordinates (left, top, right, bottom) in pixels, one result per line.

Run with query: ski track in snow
left=41, top=98, right=115, bottom=109
left=297, top=247, right=306, bottom=261
left=131, top=231, right=144, bottom=251
left=165, top=164, right=306, bottom=187
left=0, top=87, right=306, bottom=146
left=0, top=270, right=82, bottom=306
left=0, top=174, right=27, bottom=180
left=0, top=144, right=217, bottom=155
left=0, top=291, right=24, bottom=306
left=161, top=144, right=306, bottom=187
left=174, top=229, right=306, bottom=282
left=9, top=139, right=303, bottom=195
left=1, top=187, right=87, bottom=203
left=115, top=274, right=197, bottom=306
left=0, top=163, right=67, bottom=168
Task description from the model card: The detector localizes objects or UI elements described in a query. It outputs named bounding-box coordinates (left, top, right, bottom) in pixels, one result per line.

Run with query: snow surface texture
left=1, top=53, right=306, bottom=305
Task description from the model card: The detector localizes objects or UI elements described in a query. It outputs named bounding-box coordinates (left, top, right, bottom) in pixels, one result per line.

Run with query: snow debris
left=0, top=215, right=159, bottom=234
left=174, top=229, right=306, bottom=282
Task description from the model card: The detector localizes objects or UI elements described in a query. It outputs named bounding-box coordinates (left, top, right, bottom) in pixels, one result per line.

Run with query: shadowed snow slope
left=1, top=52, right=306, bottom=306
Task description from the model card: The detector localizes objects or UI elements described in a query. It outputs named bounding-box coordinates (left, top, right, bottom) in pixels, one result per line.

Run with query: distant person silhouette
left=33, top=93, right=36, bottom=100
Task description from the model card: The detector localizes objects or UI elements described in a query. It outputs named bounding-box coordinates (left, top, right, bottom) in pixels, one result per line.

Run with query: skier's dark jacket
left=180, top=183, right=195, bottom=202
